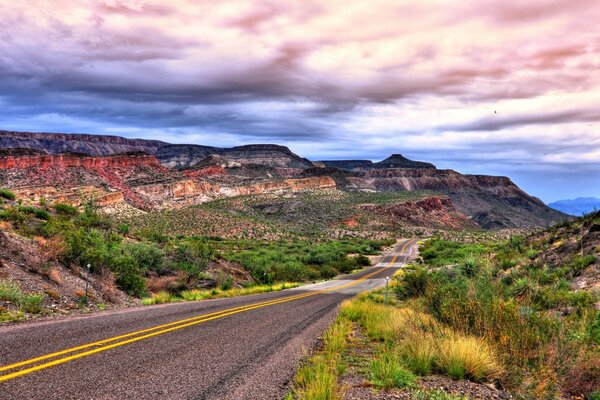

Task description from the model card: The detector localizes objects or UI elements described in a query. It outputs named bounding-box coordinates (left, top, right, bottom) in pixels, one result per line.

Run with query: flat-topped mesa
left=318, top=155, right=436, bottom=171
left=0, top=130, right=166, bottom=156
left=156, top=143, right=314, bottom=169
left=374, top=154, right=436, bottom=169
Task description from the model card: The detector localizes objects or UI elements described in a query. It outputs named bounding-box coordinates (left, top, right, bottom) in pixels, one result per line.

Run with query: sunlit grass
left=141, top=282, right=300, bottom=305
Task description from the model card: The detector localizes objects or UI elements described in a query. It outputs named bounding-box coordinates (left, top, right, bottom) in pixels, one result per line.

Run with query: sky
left=0, top=0, right=599, bottom=203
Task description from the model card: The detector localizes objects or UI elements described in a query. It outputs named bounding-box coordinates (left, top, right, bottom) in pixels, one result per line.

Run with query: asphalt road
left=0, top=238, right=418, bottom=400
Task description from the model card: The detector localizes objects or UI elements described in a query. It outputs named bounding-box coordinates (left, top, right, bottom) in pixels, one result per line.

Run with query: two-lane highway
left=0, top=238, right=418, bottom=399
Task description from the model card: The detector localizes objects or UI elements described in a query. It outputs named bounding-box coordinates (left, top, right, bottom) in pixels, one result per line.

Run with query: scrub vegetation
left=0, top=191, right=394, bottom=321
left=292, top=211, right=599, bottom=399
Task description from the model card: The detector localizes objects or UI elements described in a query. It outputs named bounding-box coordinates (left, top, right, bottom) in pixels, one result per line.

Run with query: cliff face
left=344, top=168, right=564, bottom=229
left=0, top=131, right=166, bottom=156
left=0, top=153, right=335, bottom=211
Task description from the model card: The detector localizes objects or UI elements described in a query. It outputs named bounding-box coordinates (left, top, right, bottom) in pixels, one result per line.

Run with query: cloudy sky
left=0, top=0, right=599, bottom=202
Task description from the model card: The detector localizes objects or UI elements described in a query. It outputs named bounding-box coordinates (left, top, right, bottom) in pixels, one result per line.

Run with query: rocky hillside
left=343, top=168, right=566, bottom=229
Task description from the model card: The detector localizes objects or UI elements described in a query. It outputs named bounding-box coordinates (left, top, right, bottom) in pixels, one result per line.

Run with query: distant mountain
left=320, top=154, right=435, bottom=170
left=0, top=130, right=568, bottom=229
left=548, top=198, right=600, bottom=216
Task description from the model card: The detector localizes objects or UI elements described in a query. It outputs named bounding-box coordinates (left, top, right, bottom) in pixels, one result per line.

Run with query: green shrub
left=569, top=255, right=596, bottom=276
left=53, top=203, right=79, bottom=216
left=220, top=275, right=234, bottom=291
left=120, top=242, right=165, bottom=273
left=18, top=205, right=50, bottom=220
left=395, top=267, right=429, bottom=299
left=112, top=256, right=147, bottom=297
left=459, top=257, right=479, bottom=277
left=0, top=189, right=16, bottom=200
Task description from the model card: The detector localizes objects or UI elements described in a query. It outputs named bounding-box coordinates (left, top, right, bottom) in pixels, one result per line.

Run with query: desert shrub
left=120, top=242, right=165, bottom=273
left=0, top=207, right=27, bottom=224
left=395, top=267, right=429, bottom=299
left=459, top=257, right=479, bottom=277
left=112, top=256, right=147, bottom=297
left=220, top=275, right=234, bottom=291
left=117, top=223, right=130, bottom=235
left=354, top=254, right=371, bottom=267
left=53, top=202, right=79, bottom=216
left=0, top=189, right=16, bottom=200
left=18, top=205, right=50, bottom=220
left=568, top=255, right=596, bottom=277
left=169, top=239, right=213, bottom=278
left=419, top=239, right=486, bottom=266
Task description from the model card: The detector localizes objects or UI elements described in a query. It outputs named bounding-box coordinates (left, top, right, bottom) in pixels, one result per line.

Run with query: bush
left=370, top=350, right=416, bottom=389
left=0, top=189, right=16, bottom=200
left=120, top=242, right=165, bottom=273
left=53, top=203, right=79, bottom=216
left=18, top=205, right=50, bottom=220
left=395, top=267, right=429, bottom=299
left=112, top=256, right=147, bottom=297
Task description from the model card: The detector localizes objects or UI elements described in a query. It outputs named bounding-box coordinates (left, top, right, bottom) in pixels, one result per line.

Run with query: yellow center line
left=0, top=239, right=414, bottom=383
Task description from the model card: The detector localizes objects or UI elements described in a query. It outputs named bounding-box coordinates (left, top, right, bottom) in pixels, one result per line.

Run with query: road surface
left=0, top=238, right=418, bottom=399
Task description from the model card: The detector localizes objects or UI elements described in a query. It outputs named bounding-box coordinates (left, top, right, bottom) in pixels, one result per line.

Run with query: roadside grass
left=0, top=279, right=45, bottom=319
left=340, top=296, right=503, bottom=384
left=289, top=295, right=481, bottom=399
left=370, top=349, right=416, bottom=390
left=292, top=318, right=351, bottom=400
left=395, top=237, right=599, bottom=399
left=140, top=282, right=301, bottom=305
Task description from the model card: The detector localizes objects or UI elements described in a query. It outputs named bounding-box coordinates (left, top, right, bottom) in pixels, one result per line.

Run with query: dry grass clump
left=436, top=332, right=503, bottom=382
left=341, top=296, right=503, bottom=384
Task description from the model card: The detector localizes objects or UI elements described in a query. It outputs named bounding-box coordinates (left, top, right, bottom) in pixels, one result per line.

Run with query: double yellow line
left=0, top=239, right=413, bottom=383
